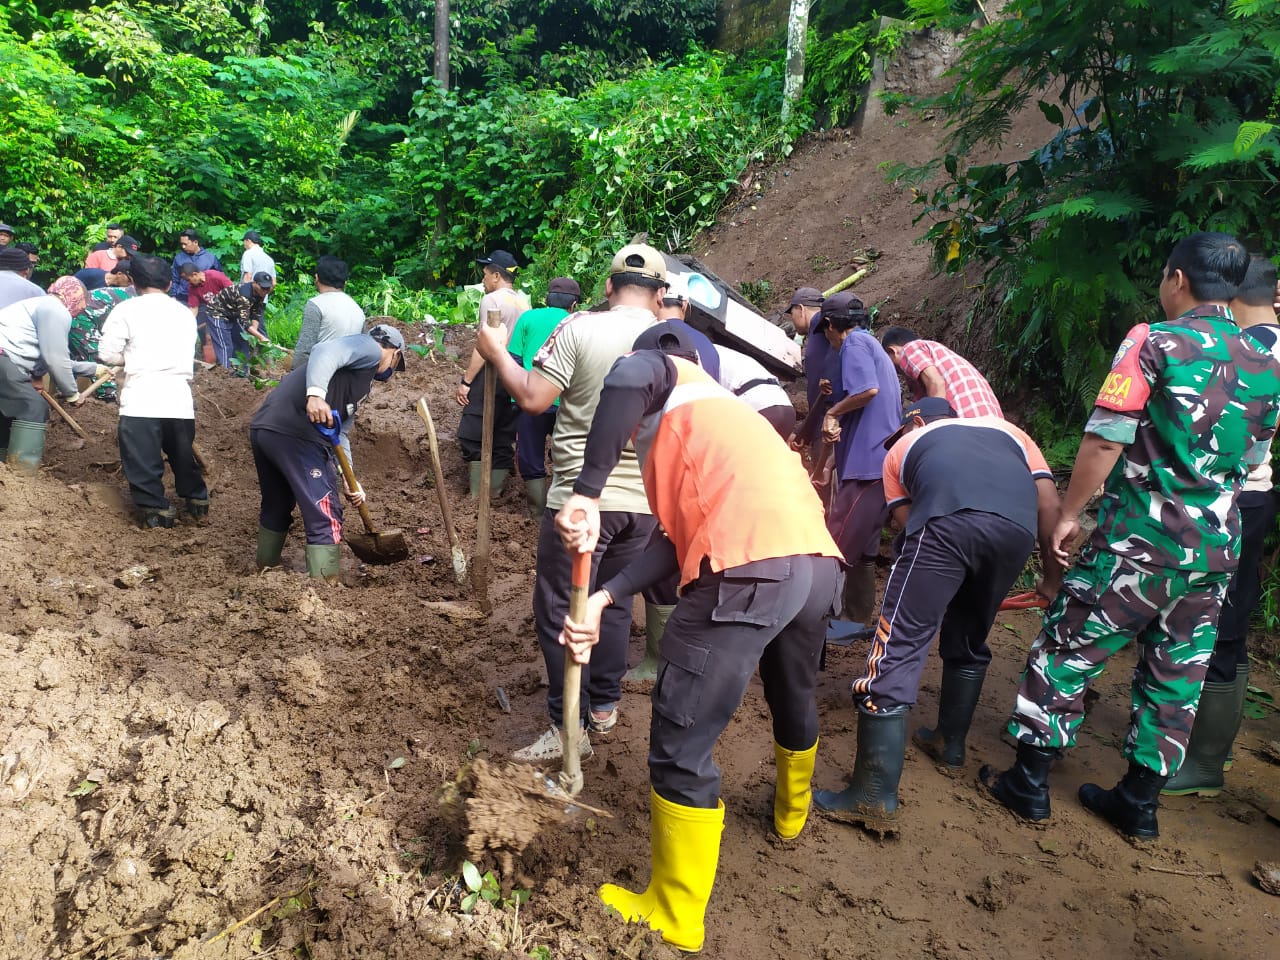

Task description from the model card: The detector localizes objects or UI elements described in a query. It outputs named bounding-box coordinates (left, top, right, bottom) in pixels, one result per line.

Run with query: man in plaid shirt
left=879, top=327, right=1003, bottom=419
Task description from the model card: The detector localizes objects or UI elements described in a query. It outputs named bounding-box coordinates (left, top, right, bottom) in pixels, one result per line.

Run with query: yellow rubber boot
left=599, top=788, right=725, bottom=953
left=773, top=739, right=818, bottom=840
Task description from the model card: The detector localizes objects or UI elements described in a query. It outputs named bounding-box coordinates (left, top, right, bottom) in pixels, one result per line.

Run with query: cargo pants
left=1008, top=545, right=1229, bottom=777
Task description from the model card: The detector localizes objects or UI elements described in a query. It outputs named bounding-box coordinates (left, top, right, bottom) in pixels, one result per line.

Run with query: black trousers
left=650, top=554, right=841, bottom=808
left=533, top=507, right=657, bottom=726
left=852, top=510, right=1033, bottom=711
left=118, top=415, right=207, bottom=510
left=457, top=367, right=519, bottom=469
left=1207, top=489, right=1277, bottom=682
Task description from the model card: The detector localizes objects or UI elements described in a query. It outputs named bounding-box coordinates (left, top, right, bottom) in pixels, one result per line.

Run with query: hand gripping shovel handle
left=314, top=410, right=376, bottom=535
left=559, top=549, right=591, bottom=797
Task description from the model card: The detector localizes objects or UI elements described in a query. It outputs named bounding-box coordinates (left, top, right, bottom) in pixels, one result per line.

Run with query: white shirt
left=240, top=246, right=276, bottom=281
left=98, top=292, right=197, bottom=419
left=716, top=347, right=792, bottom=412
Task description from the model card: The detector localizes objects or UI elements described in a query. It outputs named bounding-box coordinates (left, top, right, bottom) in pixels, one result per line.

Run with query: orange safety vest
left=634, top=357, right=843, bottom=587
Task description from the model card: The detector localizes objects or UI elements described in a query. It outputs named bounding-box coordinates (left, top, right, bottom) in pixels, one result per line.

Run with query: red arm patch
left=1095, top=324, right=1151, bottom=413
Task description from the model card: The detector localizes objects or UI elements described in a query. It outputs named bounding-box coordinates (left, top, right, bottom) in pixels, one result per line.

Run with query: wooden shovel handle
left=331, top=443, right=377, bottom=535
left=42, top=391, right=88, bottom=439
left=560, top=547, right=592, bottom=794
left=415, top=397, right=462, bottom=552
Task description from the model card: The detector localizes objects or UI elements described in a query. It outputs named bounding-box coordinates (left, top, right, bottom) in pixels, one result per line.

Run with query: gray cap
left=369, top=323, right=407, bottom=371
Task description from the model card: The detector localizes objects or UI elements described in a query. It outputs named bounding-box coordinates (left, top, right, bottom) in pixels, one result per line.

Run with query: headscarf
left=47, top=275, right=87, bottom=318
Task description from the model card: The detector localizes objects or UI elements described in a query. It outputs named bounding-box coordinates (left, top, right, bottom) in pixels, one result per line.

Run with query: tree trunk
left=434, top=0, right=450, bottom=89
left=782, top=0, right=809, bottom=121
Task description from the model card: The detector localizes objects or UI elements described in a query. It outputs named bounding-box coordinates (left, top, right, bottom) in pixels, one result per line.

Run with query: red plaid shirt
left=897, top=340, right=1003, bottom=419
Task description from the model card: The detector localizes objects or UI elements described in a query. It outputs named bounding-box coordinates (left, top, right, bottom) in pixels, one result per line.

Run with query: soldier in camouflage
left=981, top=232, right=1280, bottom=840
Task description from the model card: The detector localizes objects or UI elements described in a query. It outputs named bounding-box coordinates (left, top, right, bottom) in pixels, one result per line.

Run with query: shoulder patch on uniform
left=1095, top=323, right=1151, bottom=412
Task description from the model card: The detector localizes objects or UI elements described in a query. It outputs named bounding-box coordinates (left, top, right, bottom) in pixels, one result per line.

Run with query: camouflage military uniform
left=1009, top=305, right=1280, bottom=776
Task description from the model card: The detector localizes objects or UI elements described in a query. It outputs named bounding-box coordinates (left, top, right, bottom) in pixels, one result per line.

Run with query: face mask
left=374, top=367, right=394, bottom=381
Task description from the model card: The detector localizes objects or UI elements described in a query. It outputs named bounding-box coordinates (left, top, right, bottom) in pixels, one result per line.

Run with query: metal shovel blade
left=345, top=528, right=410, bottom=565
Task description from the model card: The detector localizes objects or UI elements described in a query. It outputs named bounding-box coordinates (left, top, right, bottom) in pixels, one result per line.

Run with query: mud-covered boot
left=468, top=462, right=508, bottom=499
left=979, top=742, right=1056, bottom=822
left=256, top=526, right=288, bottom=569
left=305, top=544, right=341, bottom=581
left=524, top=477, right=548, bottom=521
left=1161, top=667, right=1249, bottom=797
left=914, top=666, right=986, bottom=774
left=141, top=506, right=177, bottom=529
left=813, top=703, right=908, bottom=836
left=183, top=497, right=210, bottom=523
left=5, top=420, right=47, bottom=474
left=1079, top=761, right=1166, bottom=839
left=625, top=602, right=672, bottom=684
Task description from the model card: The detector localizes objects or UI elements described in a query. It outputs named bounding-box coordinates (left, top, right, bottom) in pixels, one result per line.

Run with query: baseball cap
left=0, top=223, right=13, bottom=236
left=0, top=247, right=30, bottom=271
left=786, top=286, right=824, bottom=311
left=476, top=249, right=519, bottom=271
left=662, top=272, right=690, bottom=304
left=882, top=397, right=958, bottom=449
left=243, top=230, right=262, bottom=243
left=252, top=271, right=275, bottom=289
left=632, top=321, right=700, bottom=362
left=369, top=323, right=407, bottom=371
left=609, top=243, right=666, bottom=283
left=114, top=235, right=140, bottom=255
left=547, top=276, right=581, bottom=298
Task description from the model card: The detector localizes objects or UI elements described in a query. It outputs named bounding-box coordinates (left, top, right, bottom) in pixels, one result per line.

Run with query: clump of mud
left=441, top=759, right=586, bottom=878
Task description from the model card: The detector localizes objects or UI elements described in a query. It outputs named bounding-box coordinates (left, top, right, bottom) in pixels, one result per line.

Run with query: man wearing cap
left=879, top=326, right=1003, bottom=419
left=294, top=256, right=366, bottom=369
left=506, top=276, right=580, bottom=519
left=180, top=263, right=245, bottom=371
left=554, top=323, right=842, bottom=952
left=249, top=324, right=406, bottom=579
left=474, top=243, right=663, bottom=761
left=240, top=231, right=276, bottom=284
left=203, top=271, right=277, bottom=374
left=0, top=247, right=43, bottom=309
left=0, top=224, right=13, bottom=247
left=109, top=236, right=141, bottom=283
left=784, top=286, right=827, bottom=416
left=98, top=254, right=208, bottom=525
left=813, top=399, right=1060, bottom=834
left=819, top=293, right=901, bottom=639
left=456, top=249, right=532, bottom=497
left=0, top=277, right=105, bottom=471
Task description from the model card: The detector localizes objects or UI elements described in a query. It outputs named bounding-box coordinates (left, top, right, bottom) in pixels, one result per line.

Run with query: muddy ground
left=6, top=37, right=1280, bottom=960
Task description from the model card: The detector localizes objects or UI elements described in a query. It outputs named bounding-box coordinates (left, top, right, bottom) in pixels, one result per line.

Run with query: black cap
left=476, top=249, right=519, bottom=271
left=547, top=276, right=581, bottom=298
left=252, top=271, right=275, bottom=289
left=114, top=235, right=139, bottom=255
left=243, top=230, right=262, bottom=243
left=882, top=397, right=958, bottom=449
left=632, top=321, right=700, bottom=363
left=0, top=223, right=13, bottom=236
left=787, top=286, right=824, bottom=310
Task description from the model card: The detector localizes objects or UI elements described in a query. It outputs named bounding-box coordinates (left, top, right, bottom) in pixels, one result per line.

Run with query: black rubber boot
left=914, top=665, right=986, bottom=773
left=813, top=703, right=908, bottom=837
left=184, top=497, right=210, bottom=522
left=141, top=507, right=177, bottom=529
left=1079, top=762, right=1167, bottom=840
left=979, top=742, right=1056, bottom=822
left=1162, top=667, right=1249, bottom=797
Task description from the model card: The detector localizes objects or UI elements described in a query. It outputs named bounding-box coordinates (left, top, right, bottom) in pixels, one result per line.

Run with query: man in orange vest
left=556, top=324, right=843, bottom=953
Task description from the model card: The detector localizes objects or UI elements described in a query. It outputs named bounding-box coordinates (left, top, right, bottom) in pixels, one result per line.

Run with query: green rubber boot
left=1161, top=666, right=1250, bottom=797
left=256, top=526, right=288, bottom=569
left=305, top=544, right=342, bottom=581
left=5, top=420, right=47, bottom=474
left=469, top=463, right=509, bottom=499
left=625, top=602, right=673, bottom=683
left=524, top=477, right=548, bottom=521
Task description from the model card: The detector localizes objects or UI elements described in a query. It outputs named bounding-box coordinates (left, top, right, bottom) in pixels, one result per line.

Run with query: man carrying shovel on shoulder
left=248, top=324, right=406, bottom=579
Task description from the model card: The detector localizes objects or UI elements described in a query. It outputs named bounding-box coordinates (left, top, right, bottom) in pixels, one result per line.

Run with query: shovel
left=415, top=397, right=467, bottom=583
left=313, top=410, right=409, bottom=565
left=559, top=549, right=591, bottom=797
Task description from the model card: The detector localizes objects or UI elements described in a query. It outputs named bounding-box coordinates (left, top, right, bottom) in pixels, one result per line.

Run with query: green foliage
left=458, top=860, right=530, bottom=914
left=803, top=19, right=909, bottom=129
left=893, top=0, right=1280, bottom=415
left=394, top=49, right=793, bottom=286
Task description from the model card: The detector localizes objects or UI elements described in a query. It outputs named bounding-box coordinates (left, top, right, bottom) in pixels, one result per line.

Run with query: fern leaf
left=1234, top=121, right=1273, bottom=155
